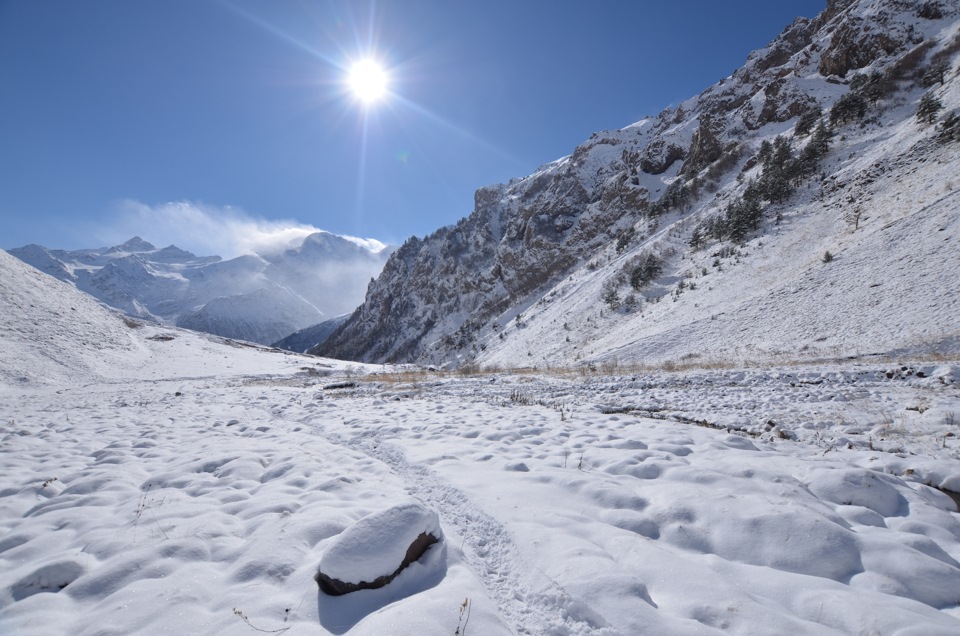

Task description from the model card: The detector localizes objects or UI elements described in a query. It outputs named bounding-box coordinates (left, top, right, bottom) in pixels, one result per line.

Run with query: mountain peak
left=9, top=228, right=391, bottom=347
left=110, top=236, right=156, bottom=253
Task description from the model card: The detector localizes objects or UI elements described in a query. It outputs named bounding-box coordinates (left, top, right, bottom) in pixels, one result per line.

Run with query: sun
left=347, top=59, right=388, bottom=105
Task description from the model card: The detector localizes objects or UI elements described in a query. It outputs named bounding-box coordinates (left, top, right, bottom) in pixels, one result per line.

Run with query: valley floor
left=2, top=344, right=960, bottom=634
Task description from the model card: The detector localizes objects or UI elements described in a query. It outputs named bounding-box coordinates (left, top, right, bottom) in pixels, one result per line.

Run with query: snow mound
left=806, top=467, right=907, bottom=517
left=316, top=500, right=444, bottom=595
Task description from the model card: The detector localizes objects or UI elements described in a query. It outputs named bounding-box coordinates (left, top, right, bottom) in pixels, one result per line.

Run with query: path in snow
left=323, top=425, right=618, bottom=636
left=300, top=366, right=960, bottom=634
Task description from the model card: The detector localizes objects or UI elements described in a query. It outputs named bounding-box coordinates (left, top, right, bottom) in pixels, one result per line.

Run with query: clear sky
left=0, top=0, right=825, bottom=257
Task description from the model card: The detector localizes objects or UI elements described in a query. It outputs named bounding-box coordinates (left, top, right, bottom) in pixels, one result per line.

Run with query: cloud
left=100, top=200, right=381, bottom=258
left=339, top=235, right=389, bottom=253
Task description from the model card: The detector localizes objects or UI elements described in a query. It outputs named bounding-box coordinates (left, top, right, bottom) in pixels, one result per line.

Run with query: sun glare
left=348, top=59, right=388, bottom=105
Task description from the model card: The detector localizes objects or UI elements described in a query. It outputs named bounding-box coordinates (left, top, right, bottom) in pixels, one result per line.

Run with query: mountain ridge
left=314, top=0, right=960, bottom=368
left=10, top=231, right=391, bottom=345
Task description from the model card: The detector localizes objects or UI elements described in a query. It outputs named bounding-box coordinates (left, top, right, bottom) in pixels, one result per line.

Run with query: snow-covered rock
left=316, top=500, right=444, bottom=596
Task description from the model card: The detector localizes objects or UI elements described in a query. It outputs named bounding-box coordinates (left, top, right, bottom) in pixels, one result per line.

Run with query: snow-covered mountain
left=10, top=232, right=391, bottom=345
left=316, top=0, right=960, bottom=367
left=272, top=314, right=350, bottom=353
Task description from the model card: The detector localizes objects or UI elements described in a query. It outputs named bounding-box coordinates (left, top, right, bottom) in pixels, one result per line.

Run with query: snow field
left=0, top=380, right=509, bottom=635
left=2, top=354, right=960, bottom=634
left=332, top=374, right=960, bottom=634
left=3, top=247, right=960, bottom=634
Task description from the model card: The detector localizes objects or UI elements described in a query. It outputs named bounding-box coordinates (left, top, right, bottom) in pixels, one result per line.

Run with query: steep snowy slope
left=80, top=253, right=189, bottom=319
left=12, top=237, right=220, bottom=323
left=0, top=247, right=373, bottom=391
left=316, top=0, right=960, bottom=367
left=0, top=249, right=142, bottom=388
left=178, top=283, right=323, bottom=345
left=482, top=100, right=960, bottom=368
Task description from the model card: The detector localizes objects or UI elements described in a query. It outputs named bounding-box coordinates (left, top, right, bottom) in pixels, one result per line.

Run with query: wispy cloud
left=339, top=235, right=389, bottom=253
left=100, top=200, right=383, bottom=258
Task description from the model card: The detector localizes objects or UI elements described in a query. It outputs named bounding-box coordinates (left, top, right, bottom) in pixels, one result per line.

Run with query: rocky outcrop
left=819, top=19, right=903, bottom=77
left=640, top=140, right=686, bottom=175
left=315, top=149, right=638, bottom=363
left=679, top=115, right=724, bottom=177
left=317, top=532, right=439, bottom=596
left=823, top=0, right=858, bottom=22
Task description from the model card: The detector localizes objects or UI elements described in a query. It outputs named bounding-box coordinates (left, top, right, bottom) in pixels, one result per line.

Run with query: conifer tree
left=939, top=111, right=960, bottom=143
left=809, top=120, right=833, bottom=157
left=628, top=252, right=663, bottom=290
left=689, top=225, right=705, bottom=250
left=795, top=108, right=821, bottom=137
left=921, top=60, right=950, bottom=88
left=917, top=92, right=943, bottom=125
left=830, top=92, right=868, bottom=125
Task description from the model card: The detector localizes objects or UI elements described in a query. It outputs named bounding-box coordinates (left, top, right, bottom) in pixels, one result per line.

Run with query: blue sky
left=0, top=1, right=825, bottom=257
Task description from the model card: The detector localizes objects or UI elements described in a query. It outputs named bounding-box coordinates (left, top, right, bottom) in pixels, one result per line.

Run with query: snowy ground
left=3, top=249, right=960, bottom=634
left=3, top=358, right=960, bottom=634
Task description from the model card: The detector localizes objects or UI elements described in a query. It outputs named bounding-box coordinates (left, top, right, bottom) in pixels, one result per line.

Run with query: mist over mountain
left=10, top=232, right=391, bottom=345
left=315, top=0, right=960, bottom=368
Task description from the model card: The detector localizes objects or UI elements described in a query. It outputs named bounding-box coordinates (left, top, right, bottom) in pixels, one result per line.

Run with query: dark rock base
left=316, top=531, right=440, bottom=596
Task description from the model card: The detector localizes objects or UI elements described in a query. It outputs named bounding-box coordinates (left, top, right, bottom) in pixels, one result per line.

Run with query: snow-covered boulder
left=316, top=500, right=444, bottom=596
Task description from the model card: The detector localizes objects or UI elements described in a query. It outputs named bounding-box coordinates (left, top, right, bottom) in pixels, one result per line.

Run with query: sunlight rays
left=216, top=0, right=339, bottom=67
left=390, top=94, right=528, bottom=171
left=214, top=0, right=528, bottom=231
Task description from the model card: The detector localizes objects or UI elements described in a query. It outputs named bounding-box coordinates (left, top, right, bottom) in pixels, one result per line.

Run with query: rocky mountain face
left=316, top=0, right=960, bottom=367
left=272, top=314, right=350, bottom=354
left=11, top=233, right=391, bottom=345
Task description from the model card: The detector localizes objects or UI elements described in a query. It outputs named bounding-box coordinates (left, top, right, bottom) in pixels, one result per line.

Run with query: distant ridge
left=11, top=231, right=391, bottom=345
